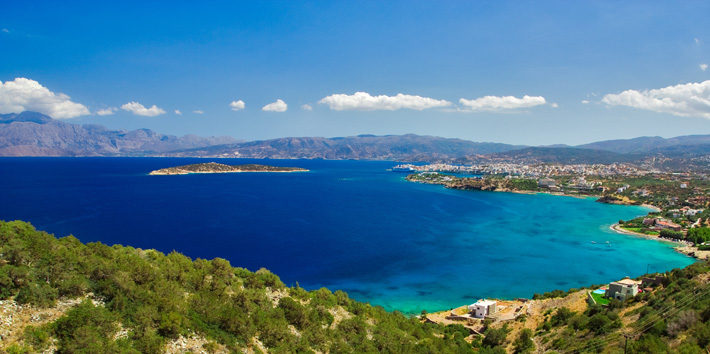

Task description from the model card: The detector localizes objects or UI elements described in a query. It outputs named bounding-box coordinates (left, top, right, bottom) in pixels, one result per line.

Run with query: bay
left=0, top=157, right=695, bottom=313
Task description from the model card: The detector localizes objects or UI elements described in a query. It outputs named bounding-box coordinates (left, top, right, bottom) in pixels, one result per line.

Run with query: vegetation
left=0, top=220, right=472, bottom=353
left=3, top=219, right=710, bottom=353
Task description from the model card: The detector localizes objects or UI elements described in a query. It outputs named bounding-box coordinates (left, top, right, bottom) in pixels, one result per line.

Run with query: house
left=538, top=178, right=556, bottom=188
left=605, top=278, right=641, bottom=301
left=680, top=183, right=688, bottom=189
left=468, top=299, right=497, bottom=318
left=655, top=220, right=682, bottom=231
left=642, top=218, right=656, bottom=226
left=685, top=209, right=703, bottom=216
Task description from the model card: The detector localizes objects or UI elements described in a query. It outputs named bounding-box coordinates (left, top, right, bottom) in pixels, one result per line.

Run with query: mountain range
left=1, top=111, right=708, bottom=169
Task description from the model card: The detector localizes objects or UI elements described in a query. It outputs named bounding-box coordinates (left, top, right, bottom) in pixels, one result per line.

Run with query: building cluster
left=397, top=163, right=649, bottom=178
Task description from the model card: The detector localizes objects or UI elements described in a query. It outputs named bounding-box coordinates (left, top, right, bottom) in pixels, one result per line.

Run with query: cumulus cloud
left=121, top=101, right=166, bottom=117
left=262, top=99, right=288, bottom=112
left=175, top=109, right=182, bottom=115
left=458, top=95, right=547, bottom=112
left=193, top=110, right=204, bottom=114
left=96, top=107, right=117, bottom=116
left=301, top=104, right=313, bottom=111
left=602, top=80, right=710, bottom=118
left=230, top=100, right=245, bottom=111
left=319, top=92, right=451, bottom=111
left=581, top=100, right=590, bottom=104
left=701, top=63, right=708, bottom=71
left=0, top=78, right=90, bottom=118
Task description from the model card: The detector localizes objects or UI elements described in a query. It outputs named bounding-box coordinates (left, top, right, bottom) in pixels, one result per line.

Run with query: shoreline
left=608, top=224, right=707, bottom=260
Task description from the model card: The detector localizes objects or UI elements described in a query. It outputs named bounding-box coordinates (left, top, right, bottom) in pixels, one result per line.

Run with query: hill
left=0, top=112, right=238, bottom=156
left=159, top=134, right=526, bottom=161
left=577, top=135, right=710, bottom=154
left=2, top=220, right=710, bottom=353
left=0, top=220, right=473, bottom=353
left=486, top=146, right=639, bottom=165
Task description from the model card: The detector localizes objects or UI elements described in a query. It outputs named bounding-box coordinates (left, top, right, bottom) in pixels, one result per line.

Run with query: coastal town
left=400, top=162, right=710, bottom=352
left=398, top=162, right=710, bottom=258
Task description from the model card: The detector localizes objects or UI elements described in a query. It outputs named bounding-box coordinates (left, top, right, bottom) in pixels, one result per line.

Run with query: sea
left=0, top=157, right=695, bottom=314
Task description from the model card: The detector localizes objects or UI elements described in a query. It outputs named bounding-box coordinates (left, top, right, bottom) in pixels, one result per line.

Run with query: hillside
left=0, top=220, right=472, bottom=353
left=486, top=146, right=639, bottom=165
left=577, top=135, right=710, bottom=154
left=0, top=112, right=238, bottom=156
left=159, top=134, right=526, bottom=161
left=2, top=220, right=710, bottom=353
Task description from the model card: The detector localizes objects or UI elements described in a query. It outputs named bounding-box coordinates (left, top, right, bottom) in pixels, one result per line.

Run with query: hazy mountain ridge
left=162, top=134, right=527, bottom=161
left=0, top=112, right=239, bottom=156
left=577, top=135, right=710, bottom=154
left=2, top=112, right=710, bottom=167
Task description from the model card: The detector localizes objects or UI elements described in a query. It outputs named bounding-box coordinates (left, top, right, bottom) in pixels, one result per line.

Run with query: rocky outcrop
left=595, top=195, right=641, bottom=205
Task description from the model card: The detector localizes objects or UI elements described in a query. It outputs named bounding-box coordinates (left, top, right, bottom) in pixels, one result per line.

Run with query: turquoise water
left=0, top=158, right=695, bottom=314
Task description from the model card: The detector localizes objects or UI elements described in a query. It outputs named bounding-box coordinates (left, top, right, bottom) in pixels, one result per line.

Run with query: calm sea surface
left=0, top=158, right=695, bottom=313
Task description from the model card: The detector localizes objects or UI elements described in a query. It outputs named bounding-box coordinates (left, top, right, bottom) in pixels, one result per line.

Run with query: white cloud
left=229, top=100, right=245, bottom=111
left=319, top=92, right=451, bottom=111
left=458, top=95, right=547, bottom=112
left=696, top=38, right=702, bottom=45
left=1, top=29, right=8, bottom=33
left=96, top=107, right=117, bottom=116
left=602, top=80, right=710, bottom=118
left=175, top=109, right=182, bottom=115
left=120, top=101, right=166, bottom=117
left=0, top=78, right=90, bottom=119
left=581, top=100, right=590, bottom=104
left=262, top=99, right=288, bottom=112
left=301, top=104, right=313, bottom=111
left=701, top=63, right=708, bottom=71
left=550, top=103, right=559, bottom=108
left=193, top=110, right=204, bottom=114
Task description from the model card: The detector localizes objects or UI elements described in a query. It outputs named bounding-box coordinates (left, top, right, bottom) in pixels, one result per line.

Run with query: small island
left=149, top=162, right=308, bottom=175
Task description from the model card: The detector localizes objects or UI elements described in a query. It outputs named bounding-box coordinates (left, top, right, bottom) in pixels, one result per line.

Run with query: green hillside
left=1, top=220, right=710, bottom=353
left=0, top=220, right=472, bottom=353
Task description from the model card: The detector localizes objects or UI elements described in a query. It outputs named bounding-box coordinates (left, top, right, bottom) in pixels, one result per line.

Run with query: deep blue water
left=0, top=158, right=695, bottom=313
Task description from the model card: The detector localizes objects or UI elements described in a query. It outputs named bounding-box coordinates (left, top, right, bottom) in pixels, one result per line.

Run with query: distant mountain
left=487, top=146, right=637, bottom=165
left=159, top=134, right=527, bottom=161
left=0, top=112, right=239, bottom=156
left=577, top=135, right=710, bottom=154
left=4, top=111, right=710, bottom=168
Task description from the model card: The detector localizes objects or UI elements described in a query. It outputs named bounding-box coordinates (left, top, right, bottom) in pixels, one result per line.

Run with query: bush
left=15, top=283, right=58, bottom=308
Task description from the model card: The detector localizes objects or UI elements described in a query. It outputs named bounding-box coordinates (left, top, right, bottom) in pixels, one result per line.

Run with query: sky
left=1, top=1, right=710, bottom=146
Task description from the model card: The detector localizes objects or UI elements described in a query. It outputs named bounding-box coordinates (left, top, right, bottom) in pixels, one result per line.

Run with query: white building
left=468, top=299, right=497, bottom=318
left=605, top=278, right=641, bottom=302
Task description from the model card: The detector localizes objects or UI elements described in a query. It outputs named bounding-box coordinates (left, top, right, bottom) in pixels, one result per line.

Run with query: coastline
left=609, top=224, right=708, bottom=260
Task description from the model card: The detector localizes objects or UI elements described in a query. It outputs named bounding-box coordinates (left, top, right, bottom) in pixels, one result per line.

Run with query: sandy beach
left=609, top=224, right=710, bottom=260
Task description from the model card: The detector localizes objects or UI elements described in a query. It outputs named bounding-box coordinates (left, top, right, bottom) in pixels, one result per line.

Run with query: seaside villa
left=605, top=278, right=641, bottom=302
left=468, top=299, right=497, bottom=318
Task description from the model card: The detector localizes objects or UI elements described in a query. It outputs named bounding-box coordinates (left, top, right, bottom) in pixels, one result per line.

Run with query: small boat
left=590, top=241, right=597, bottom=244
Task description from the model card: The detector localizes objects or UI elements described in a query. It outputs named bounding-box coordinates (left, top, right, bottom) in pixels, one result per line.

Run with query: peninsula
left=149, top=162, right=308, bottom=175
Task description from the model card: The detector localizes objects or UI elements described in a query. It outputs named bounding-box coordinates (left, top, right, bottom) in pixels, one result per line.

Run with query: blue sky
left=1, top=1, right=709, bottom=145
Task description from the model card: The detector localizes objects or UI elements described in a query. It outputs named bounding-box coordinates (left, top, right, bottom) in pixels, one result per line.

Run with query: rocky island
left=149, top=162, right=308, bottom=175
